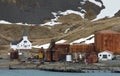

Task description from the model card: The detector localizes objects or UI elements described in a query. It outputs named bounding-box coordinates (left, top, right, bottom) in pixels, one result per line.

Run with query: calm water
left=0, top=70, right=119, bottom=76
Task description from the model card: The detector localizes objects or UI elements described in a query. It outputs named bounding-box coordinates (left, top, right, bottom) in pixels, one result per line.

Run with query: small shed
left=98, top=50, right=114, bottom=61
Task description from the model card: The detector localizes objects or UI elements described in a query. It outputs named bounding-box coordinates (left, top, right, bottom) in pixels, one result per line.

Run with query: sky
left=94, top=0, right=120, bottom=20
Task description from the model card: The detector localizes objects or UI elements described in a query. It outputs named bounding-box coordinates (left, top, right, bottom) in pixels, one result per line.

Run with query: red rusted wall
left=95, top=30, right=120, bottom=54
left=70, top=43, right=95, bottom=53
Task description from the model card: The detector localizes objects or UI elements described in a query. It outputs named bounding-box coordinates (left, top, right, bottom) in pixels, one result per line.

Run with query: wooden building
left=95, top=30, right=120, bottom=54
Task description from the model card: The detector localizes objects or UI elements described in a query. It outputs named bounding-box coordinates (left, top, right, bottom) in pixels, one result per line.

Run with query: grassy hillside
left=0, top=14, right=120, bottom=48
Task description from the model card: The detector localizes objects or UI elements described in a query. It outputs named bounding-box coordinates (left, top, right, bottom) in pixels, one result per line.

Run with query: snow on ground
left=89, top=0, right=102, bottom=7
left=85, top=37, right=94, bottom=44
left=93, top=0, right=120, bottom=21
left=0, top=20, right=12, bottom=24
left=70, top=34, right=94, bottom=44
left=32, top=43, right=50, bottom=49
left=56, top=40, right=66, bottom=44
left=32, top=40, right=66, bottom=49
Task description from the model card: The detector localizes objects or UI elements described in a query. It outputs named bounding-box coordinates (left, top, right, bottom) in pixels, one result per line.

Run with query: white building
left=10, top=29, right=32, bottom=50
left=98, top=50, right=114, bottom=61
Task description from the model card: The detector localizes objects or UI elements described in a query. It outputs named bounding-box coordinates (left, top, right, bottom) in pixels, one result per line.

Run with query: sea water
left=0, top=70, right=119, bottom=76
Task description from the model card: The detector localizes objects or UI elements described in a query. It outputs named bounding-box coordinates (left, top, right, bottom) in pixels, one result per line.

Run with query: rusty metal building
left=95, top=30, right=120, bottom=54
left=70, top=43, right=95, bottom=53
left=55, top=43, right=70, bottom=54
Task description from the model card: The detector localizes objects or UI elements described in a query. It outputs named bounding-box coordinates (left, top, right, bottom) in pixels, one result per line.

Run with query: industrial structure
left=8, top=30, right=120, bottom=63
left=95, top=30, right=120, bottom=54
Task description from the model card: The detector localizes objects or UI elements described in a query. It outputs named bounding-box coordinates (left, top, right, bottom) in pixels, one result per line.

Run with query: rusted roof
left=11, top=38, right=23, bottom=45
left=99, top=50, right=114, bottom=54
left=95, top=30, right=120, bottom=34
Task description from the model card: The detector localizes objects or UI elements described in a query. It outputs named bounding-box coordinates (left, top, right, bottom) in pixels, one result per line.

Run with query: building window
left=103, top=55, right=107, bottom=58
left=24, top=41, right=27, bottom=43
left=108, top=54, right=110, bottom=57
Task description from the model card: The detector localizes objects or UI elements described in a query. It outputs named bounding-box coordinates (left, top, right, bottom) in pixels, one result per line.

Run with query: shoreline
left=3, top=66, right=120, bottom=73
left=0, top=62, right=119, bottom=73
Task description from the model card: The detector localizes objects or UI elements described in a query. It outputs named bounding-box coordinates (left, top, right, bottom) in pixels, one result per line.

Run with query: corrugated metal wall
left=95, top=30, right=120, bottom=54
left=55, top=43, right=70, bottom=54
left=70, top=43, right=95, bottom=53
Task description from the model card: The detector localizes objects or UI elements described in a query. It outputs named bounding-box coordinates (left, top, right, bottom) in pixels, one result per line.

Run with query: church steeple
left=23, top=28, right=27, bottom=36
left=23, top=28, right=28, bottom=40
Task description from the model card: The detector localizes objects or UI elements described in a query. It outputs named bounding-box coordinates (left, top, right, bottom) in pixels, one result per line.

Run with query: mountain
left=0, top=0, right=104, bottom=24
left=1, top=0, right=120, bottom=49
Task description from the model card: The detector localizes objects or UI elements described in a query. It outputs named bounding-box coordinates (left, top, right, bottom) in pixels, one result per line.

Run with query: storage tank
left=66, top=55, right=72, bottom=62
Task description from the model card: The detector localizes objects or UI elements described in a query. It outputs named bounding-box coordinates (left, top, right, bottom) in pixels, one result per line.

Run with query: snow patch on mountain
left=0, top=20, right=12, bottom=24
left=41, top=10, right=85, bottom=26
left=0, top=20, right=34, bottom=26
left=41, top=12, right=62, bottom=26
left=64, top=28, right=71, bottom=34
left=89, top=0, right=102, bottom=7
left=59, top=10, right=85, bottom=18
left=94, top=0, right=120, bottom=21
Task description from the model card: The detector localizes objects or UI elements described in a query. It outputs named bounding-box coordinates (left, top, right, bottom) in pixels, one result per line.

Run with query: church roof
left=11, top=38, right=23, bottom=45
left=11, top=29, right=28, bottom=45
left=11, top=41, right=19, bottom=45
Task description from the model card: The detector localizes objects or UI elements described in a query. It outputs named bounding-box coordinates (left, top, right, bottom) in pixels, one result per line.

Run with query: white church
left=10, top=29, right=32, bottom=50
